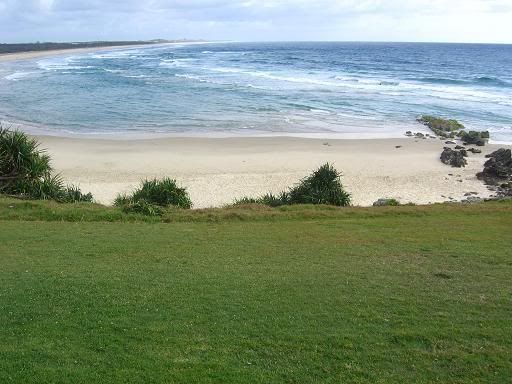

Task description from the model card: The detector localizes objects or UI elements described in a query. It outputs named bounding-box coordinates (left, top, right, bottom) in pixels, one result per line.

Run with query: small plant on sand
left=115, top=178, right=192, bottom=215
left=0, top=127, right=93, bottom=202
left=288, top=163, right=351, bottom=206
left=233, top=163, right=351, bottom=207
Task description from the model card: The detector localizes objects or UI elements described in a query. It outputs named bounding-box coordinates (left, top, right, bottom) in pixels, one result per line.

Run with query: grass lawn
left=1, top=198, right=511, bottom=383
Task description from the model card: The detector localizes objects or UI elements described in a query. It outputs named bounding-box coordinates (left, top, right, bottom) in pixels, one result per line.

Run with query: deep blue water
left=1, top=42, right=511, bottom=141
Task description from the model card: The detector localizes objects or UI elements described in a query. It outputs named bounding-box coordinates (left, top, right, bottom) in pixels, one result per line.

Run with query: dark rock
left=468, top=148, right=482, bottom=154
left=415, top=132, right=425, bottom=138
left=477, top=148, right=512, bottom=184
left=455, top=145, right=465, bottom=150
left=445, top=141, right=456, bottom=145
left=460, top=130, right=489, bottom=146
left=405, top=131, right=413, bottom=137
left=440, top=148, right=467, bottom=168
left=395, top=145, right=402, bottom=149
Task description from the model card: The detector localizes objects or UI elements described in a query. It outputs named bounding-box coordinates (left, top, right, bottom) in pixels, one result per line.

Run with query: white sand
left=0, top=43, right=173, bottom=63
left=35, top=135, right=507, bottom=208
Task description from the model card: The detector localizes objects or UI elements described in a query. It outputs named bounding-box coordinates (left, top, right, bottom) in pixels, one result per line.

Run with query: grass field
left=1, top=198, right=511, bottom=383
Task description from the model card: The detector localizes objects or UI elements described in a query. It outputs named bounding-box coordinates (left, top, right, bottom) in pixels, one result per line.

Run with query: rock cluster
left=477, top=148, right=512, bottom=197
left=461, top=131, right=489, bottom=146
left=440, top=147, right=467, bottom=168
left=417, top=115, right=464, bottom=138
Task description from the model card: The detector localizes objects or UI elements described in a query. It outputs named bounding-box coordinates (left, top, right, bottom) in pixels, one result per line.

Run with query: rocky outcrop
left=440, top=148, right=467, bottom=168
left=460, top=131, right=489, bottom=146
left=477, top=148, right=512, bottom=184
left=417, top=115, right=464, bottom=138
left=477, top=148, right=512, bottom=198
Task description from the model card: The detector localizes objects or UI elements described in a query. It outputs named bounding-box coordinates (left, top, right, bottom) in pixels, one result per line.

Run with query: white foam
left=4, top=71, right=35, bottom=81
left=309, top=109, right=331, bottom=115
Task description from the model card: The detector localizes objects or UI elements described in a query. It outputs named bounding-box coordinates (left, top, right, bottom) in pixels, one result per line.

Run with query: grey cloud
left=0, top=0, right=511, bottom=43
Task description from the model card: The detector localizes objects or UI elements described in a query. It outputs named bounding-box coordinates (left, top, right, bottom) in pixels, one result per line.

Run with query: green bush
left=61, top=185, right=94, bottom=203
left=120, top=199, right=163, bottom=216
left=288, top=163, right=351, bottom=206
left=373, top=198, right=400, bottom=207
left=234, top=192, right=289, bottom=207
left=115, top=178, right=192, bottom=215
left=0, top=127, right=52, bottom=187
left=233, top=163, right=351, bottom=208
left=0, top=127, right=93, bottom=202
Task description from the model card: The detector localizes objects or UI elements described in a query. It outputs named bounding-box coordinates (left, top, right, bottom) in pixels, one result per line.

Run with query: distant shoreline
left=0, top=40, right=208, bottom=62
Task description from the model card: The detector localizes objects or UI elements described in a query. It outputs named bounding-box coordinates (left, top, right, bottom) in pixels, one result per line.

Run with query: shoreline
left=0, top=41, right=210, bottom=63
left=34, top=134, right=509, bottom=208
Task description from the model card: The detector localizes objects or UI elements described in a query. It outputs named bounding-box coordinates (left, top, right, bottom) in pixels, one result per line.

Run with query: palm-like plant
left=288, top=163, right=351, bottom=206
left=114, top=178, right=192, bottom=215
left=0, top=126, right=93, bottom=202
left=0, top=127, right=52, bottom=182
left=232, top=163, right=351, bottom=207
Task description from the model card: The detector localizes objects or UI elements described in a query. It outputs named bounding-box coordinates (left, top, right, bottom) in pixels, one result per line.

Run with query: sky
left=1, top=0, right=512, bottom=44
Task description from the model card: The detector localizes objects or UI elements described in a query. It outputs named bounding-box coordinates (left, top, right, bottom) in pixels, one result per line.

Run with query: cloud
left=0, top=0, right=511, bottom=43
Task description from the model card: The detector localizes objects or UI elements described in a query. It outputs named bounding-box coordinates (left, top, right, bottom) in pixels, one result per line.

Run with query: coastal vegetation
left=114, top=178, right=193, bottom=215
left=0, top=40, right=173, bottom=55
left=1, top=197, right=511, bottom=383
left=234, top=163, right=351, bottom=207
left=0, top=127, right=92, bottom=202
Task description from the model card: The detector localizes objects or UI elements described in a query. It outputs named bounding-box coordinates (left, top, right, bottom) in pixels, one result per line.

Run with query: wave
left=175, top=73, right=218, bottom=84
left=474, top=76, right=511, bottom=87
left=205, top=67, right=406, bottom=91
left=159, top=59, right=196, bottom=68
left=37, top=57, right=95, bottom=72
left=417, top=76, right=511, bottom=88
left=4, top=71, right=36, bottom=81
left=122, top=74, right=149, bottom=78
left=309, top=109, right=331, bottom=115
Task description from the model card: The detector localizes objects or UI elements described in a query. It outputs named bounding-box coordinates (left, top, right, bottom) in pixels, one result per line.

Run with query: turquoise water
left=1, top=42, right=511, bottom=141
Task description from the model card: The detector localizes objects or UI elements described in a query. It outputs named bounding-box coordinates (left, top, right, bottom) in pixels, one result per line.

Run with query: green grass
left=1, top=197, right=511, bottom=383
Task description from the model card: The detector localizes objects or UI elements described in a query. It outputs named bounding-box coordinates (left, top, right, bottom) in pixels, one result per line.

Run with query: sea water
left=0, top=42, right=511, bottom=141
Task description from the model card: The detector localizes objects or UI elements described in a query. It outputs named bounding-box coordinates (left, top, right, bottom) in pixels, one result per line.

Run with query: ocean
left=1, top=42, right=511, bottom=141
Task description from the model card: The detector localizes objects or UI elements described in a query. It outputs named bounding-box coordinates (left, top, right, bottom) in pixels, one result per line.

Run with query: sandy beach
left=35, top=135, right=507, bottom=208
left=0, top=43, right=167, bottom=63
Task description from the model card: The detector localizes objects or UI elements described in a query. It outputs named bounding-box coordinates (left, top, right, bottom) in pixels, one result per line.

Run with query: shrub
left=0, top=127, right=93, bottom=202
left=120, top=199, right=163, bottom=216
left=61, top=185, right=94, bottom=203
left=115, top=178, right=192, bottom=215
left=373, top=198, right=400, bottom=207
left=287, top=163, right=351, bottom=206
left=0, top=127, right=52, bottom=189
left=232, top=163, right=351, bottom=208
